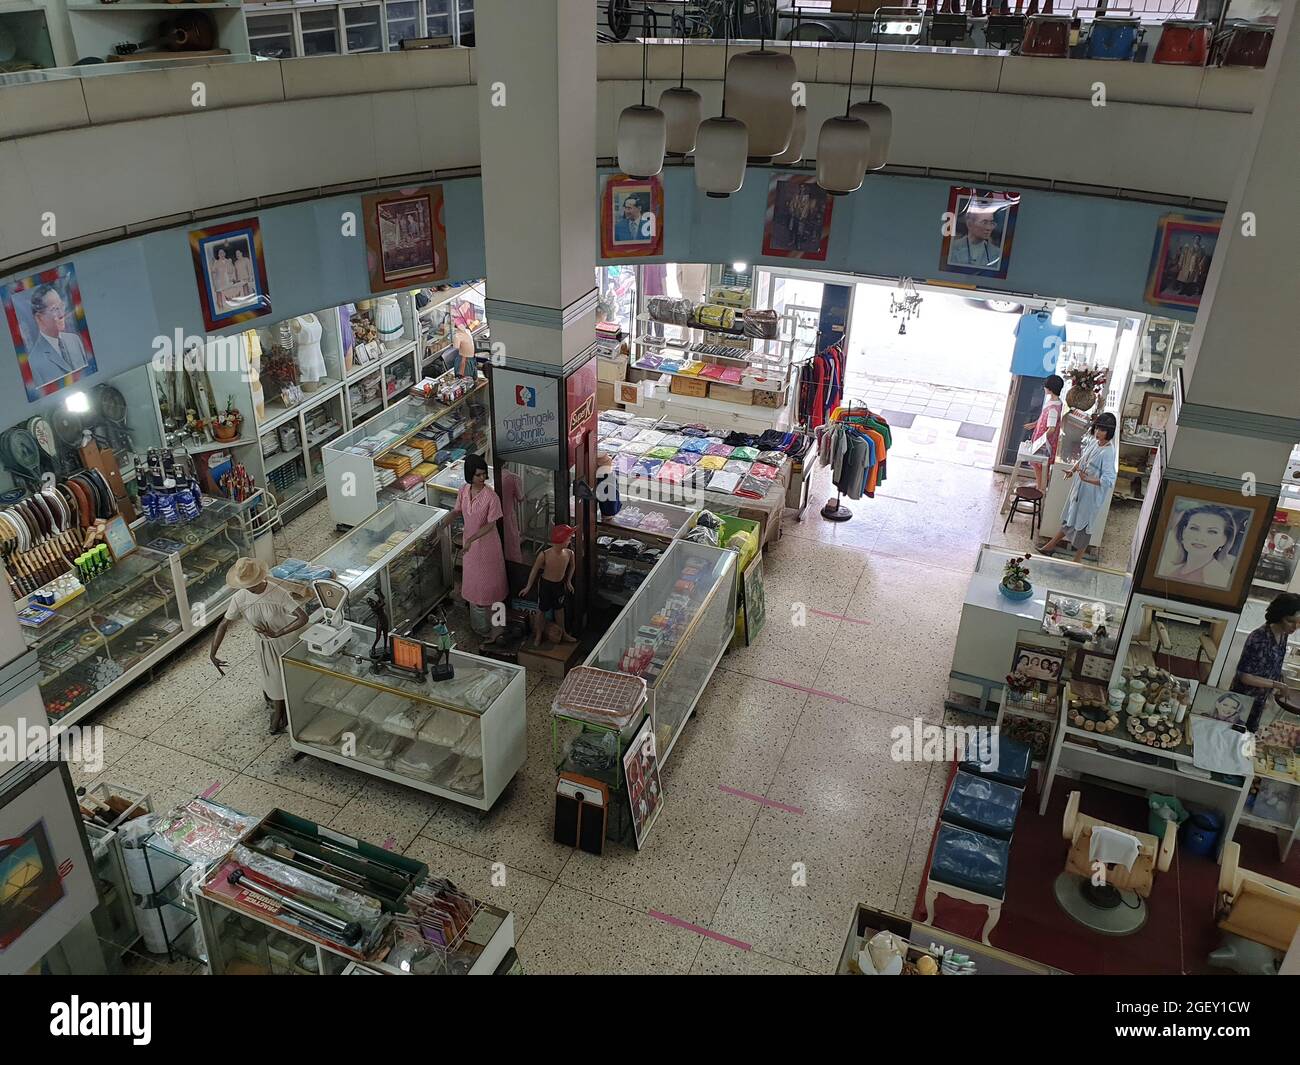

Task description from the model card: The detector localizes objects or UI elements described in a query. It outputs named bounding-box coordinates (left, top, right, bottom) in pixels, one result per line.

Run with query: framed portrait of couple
left=600, top=174, right=663, bottom=259
left=1137, top=479, right=1275, bottom=611
left=189, top=218, right=272, bottom=333
left=939, top=186, right=1020, bottom=280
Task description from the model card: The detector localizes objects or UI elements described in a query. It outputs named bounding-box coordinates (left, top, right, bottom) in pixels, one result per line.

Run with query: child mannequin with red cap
left=521, top=525, right=578, bottom=647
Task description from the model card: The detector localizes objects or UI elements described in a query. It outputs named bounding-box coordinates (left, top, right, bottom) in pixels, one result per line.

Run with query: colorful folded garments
left=734, top=474, right=769, bottom=499
left=658, top=360, right=684, bottom=373
left=619, top=440, right=650, bottom=456
left=730, top=446, right=759, bottom=462
left=707, top=470, right=741, bottom=493
left=697, top=455, right=728, bottom=471
left=718, top=367, right=744, bottom=384
left=677, top=362, right=705, bottom=376
left=723, top=459, right=751, bottom=476
left=749, top=462, right=780, bottom=479
left=646, top=445, right=679, bottom=460
left=705, top=443, right=734, bottom=458
left=658, top=434, right=686, bottom=449
left=678, top=437, right=710, bottom=453
left=673, top=450, right=700, bottom=466
left=680, top=425, right=709, bottom=436
left=757, top=450, right=787, bottom=466
left=657, top=461, right=689, bottom=483
left=636, top=353, right=664, bottom=371
left=633, top=430, right=665, bottom=445
left=634, top=458, right=664, bottom=478
left=614, top=425, right=642, bottom=440
left=612, top=453, right=639, bottom=475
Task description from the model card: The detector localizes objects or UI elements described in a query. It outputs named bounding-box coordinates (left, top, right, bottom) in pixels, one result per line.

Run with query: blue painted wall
left=0, top=168, right=1209, bottom=433
left=599, top=167, right=1214, bottom=325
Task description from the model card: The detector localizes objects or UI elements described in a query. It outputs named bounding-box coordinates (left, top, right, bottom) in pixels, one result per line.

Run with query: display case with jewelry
left=281, top=623, right=526, bottom=809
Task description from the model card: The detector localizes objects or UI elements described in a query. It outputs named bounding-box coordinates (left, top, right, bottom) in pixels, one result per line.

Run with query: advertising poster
left=493, top=367, right=560, bottom=470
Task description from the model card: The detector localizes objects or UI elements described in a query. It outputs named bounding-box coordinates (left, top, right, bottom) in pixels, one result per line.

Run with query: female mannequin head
left=1091, top=412, right=1117, bottom=443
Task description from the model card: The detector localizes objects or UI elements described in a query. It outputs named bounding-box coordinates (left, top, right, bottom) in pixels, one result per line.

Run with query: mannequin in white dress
left=291, top=313, right=327, bottom=391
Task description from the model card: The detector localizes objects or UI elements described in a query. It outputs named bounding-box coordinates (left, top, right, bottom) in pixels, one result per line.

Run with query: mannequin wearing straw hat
left=210, top=557, right=310, bottom=734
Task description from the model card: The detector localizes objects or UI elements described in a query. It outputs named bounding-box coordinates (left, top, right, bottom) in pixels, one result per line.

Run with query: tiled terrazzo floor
left=90, top=422, right=1145, bottom=975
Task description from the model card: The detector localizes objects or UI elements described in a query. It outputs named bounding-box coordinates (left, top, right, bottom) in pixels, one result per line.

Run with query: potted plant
left=212, top=395, right=243, bottom=441
left=999, top=553, right=1034, bottom=601
left=1065, top=366, right=1107, bottom=412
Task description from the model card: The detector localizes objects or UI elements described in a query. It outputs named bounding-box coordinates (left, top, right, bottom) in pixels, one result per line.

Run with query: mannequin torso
left=291, top=313, right=326, bottom=387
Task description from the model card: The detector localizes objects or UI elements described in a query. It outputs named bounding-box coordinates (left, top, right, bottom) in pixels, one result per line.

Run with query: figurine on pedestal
left=429, top=611, right=454, bottom=681
left=367, top=589, right=391, bottom=663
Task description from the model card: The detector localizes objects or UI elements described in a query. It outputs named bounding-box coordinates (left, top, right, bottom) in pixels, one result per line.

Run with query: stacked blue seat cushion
left=960, top=735, right=1032, bottom=789
left=941, top=771, right=1023, bottom=841
left=930, top=823, right=1010, bottom=899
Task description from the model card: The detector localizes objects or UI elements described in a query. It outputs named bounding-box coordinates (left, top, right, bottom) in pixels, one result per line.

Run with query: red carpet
left=911, top=766, right=1300, bottom=974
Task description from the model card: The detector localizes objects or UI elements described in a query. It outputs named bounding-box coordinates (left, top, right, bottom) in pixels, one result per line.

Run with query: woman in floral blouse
left=1230, top=592, right=1300, bottom=732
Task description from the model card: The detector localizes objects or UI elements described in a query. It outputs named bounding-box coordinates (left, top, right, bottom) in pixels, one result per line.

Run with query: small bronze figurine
left=429, top=610, right=454, bottom=680
left=366, top=589, right=391, bottom=662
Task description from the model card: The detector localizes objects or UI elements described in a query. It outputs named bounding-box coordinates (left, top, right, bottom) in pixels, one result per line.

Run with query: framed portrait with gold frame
left=362, top=185, right=448, bottom=293
left=1137, top=479, right=1275, bottom=611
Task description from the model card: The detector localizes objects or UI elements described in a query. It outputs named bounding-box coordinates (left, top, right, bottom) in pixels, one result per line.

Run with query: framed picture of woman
left=1137, top=480, right=1275, bottom=610
left=938, top=186, right=1020, bottom=279
left=362, top=185, right=448, bottom=292
left=1139, top=391, right=1174, bottom=433
left=188, top=218, right=271, bottom=332
left=600, top=174, right=663, bottom=259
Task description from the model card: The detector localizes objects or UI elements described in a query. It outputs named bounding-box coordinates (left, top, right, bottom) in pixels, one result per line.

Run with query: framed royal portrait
left=1144, top=213, right=1221, bottom=311
left=600, top=174, right=663, bottom=259
left=1138, top=391, right=1174, bottom=434
left=188, top=218, right=272, bottom=333
left=2, top=263, right=97, bottom=402
left=761, top=174, right=833, bottom=261
left=362, top=185, right=448, bottom=293
left=1137, top=479, right=1275, bottom=611
left=939, top=186, right=1020, bottom=279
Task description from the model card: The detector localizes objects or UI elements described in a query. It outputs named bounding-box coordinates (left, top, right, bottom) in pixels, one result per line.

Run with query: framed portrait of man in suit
left=1, top=263, right=98, bottom=402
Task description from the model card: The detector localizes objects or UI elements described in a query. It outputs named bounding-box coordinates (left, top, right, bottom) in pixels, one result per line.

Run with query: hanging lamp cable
left=721, top=24, right=729, bottom=117
left=845, top=8, right=860, bottom=115
left=640, top=5, right=648, bottom=106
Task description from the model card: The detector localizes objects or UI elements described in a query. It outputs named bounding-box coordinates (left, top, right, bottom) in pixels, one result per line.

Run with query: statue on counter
left=366, top=589, right=391, bottom=663
left=429, top=611, right=454, bottom=681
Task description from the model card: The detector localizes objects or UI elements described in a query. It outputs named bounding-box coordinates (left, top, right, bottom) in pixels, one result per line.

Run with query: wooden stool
left=1003, top=485, right=1043, bottom=535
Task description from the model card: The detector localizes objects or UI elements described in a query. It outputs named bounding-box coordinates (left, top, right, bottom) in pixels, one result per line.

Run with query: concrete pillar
left=1131, top=5, right=1300, bottom=600
left=474, top=0, right=601, bottom=627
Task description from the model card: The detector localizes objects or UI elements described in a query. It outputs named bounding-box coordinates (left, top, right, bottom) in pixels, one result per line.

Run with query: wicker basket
left=1065, top=386, right=1097, bottom=412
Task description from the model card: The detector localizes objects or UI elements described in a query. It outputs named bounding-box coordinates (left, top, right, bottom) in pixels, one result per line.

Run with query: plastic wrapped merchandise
left=647, top=296, right=693, bottom=326
left=742, top=308, right=779, bottom=339
left=692, top=303, right=736, bottom=330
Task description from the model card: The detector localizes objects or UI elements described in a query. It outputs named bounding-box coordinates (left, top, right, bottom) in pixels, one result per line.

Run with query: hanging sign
left=493, top=368, right=560, bottom=469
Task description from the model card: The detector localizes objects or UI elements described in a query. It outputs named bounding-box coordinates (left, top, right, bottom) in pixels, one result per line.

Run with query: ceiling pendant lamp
left=847, top=16, right=892, bottom=173
left=724, top=3, right=795, bottom=163
left=660, top=35, right=702, bottom=155
left=816, top=12, right=870, bottom=195
left=695, top=33, right=748, bottom=198
left=769, top=17, right=806, bottom=166
left=616, top=13, right=665, bottom=178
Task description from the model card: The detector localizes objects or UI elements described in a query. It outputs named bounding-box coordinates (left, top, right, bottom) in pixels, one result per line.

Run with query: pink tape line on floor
left=717, top=785, right=804, bottom=815
left=808, top=607, right=871, bottom=626
left=760, top=677, right=851, bottom=703
left=648, top=910, right=752, bottom=951
left=201, top=781, right=221, bottom=798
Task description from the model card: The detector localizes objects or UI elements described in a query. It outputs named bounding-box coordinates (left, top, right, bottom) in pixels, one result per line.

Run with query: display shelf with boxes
left=295, top=500, right=452, bottom=636
left=324, top=381, right=491, bottom=527
left=21, top=549, right=184, bottom=729
left=135, top=495, right=257, bottom=632
left=196, top=807, right=513, bottom=975
left=585, top=539, right=737, bottom=767
left=416, top=280, right=487, bottom=375
left=949, top=544, right=1132, bottom=717
left=283, top=624, right=526, bottom=809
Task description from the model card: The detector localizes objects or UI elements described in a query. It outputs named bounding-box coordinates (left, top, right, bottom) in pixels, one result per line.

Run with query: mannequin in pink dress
left=452, top=454, right=509, bottom=643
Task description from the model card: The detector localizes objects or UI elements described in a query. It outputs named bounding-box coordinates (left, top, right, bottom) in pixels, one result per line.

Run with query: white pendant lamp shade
left=725, top=48, right=797, bottom=162
left=617, top=103, right=666, bottom=178
left=695, top=116, right=748, bottom=198
left=770, top=104, right=807, bottom=166
left=816, top=115, right=870, bottom=196
left=848, top=100, right=892, bottom=171
left=660, top=86, right=703, bottom=155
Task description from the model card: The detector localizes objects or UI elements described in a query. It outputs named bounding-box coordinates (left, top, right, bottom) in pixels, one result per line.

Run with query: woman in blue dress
left=1037, top=412, right=1118, bottom=563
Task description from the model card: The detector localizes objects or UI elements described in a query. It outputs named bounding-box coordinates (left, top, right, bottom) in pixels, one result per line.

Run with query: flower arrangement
left=1002, top=553, right=1032, bottom=592
left=211, top=395, right=244, bottom=441
left=1065, top=367, right=1107, bottom=412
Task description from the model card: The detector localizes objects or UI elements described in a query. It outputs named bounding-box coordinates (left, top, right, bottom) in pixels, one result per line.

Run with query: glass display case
left=24, top=550, right=183, bottom=728
left=596, top=499, right=699, bottom=608
left=586, top=540, right=737, bottom=765
left=308, top=501, right=452, bottom=636
left=135, top=497, right=256, bottom=630
left=282, top=624, right=526, bottom=809
left=324, top=385, right=491, bottom=527
left=1041, top=590, right=1126, bottom=655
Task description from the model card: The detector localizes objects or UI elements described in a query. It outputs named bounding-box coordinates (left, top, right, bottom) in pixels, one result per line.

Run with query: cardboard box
left=709, top=383, right=754, bottom=406
left=752, top=388, right=783, bottom=409
left=670, top=375, right=710, bottom=399
left=598, top=352, right=628, bottom=383
left=597, top=380, right=616, bottom=410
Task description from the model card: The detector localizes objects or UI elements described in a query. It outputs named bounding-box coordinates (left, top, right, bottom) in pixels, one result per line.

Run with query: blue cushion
left=960, top=735, right=1031, bottom=789
left=940, top=771, right=1023, bottom=841
left=930, top=824, right=1009, bottom=899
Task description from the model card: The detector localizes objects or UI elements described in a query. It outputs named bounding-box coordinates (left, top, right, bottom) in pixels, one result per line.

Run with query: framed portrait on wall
left=1137, top=480, right=1274, bottom=611
left=188, top=218, right=271, bottom=333
left=1144, top=213, right=1221, bottom=310
left=938, top=186, right=1020, bottom=279
left=362, top=185, right=448, bottom=293
left=1138, top=391, right=1174, bottom=433
left=600, top=174, right=663, bottom=259
left=761, top=174, right=833, bottom=261
left=1, top=263, right=97, bottom=402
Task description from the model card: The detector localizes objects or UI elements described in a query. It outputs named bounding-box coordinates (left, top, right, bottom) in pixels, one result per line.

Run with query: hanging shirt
left=1011, top=312, right=1066, bottom=376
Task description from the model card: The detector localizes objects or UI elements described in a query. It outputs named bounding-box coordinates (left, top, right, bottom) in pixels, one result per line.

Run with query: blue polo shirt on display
left=1011, top=312, right=1066, bottom=377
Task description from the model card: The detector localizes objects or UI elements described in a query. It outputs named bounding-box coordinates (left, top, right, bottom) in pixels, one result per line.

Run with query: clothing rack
left=820, top=399, right=866, bottom=523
